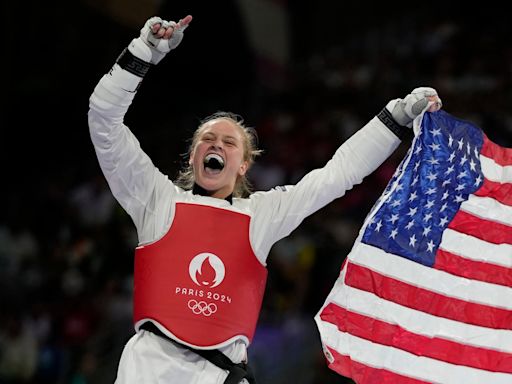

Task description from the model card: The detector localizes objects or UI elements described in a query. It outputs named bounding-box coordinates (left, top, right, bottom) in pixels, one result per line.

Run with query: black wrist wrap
left=377, top=108, right=413, bottom=140
left=116, top=48, right=152, bottom=78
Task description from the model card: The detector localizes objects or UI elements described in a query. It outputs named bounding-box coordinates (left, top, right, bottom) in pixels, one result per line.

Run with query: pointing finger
left=178, top=15, right=193, bottom=29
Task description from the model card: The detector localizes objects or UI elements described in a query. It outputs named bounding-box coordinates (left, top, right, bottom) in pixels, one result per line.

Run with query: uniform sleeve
left=249, top=116, right=401, bottom=262
left=88, top=65, right=177, bottom=242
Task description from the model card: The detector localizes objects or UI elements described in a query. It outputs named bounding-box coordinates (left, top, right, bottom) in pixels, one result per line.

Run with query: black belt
left=140, top=322, right=257, bottom=384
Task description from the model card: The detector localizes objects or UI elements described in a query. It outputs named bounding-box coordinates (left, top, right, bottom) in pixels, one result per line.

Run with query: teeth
left=205, top=154, right=224, bottom=164
left=204, top=154, right=225, bottom=170
left=204, top=154, right=224, bottom=166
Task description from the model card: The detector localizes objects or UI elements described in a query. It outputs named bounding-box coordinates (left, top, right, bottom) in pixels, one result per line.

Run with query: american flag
left=315, top=110, right=512, bottom=383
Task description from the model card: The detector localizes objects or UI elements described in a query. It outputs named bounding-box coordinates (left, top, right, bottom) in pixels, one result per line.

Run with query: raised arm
left=88, top=16, right=191, bottom=236
left=250, top=87, right=442, bottom=260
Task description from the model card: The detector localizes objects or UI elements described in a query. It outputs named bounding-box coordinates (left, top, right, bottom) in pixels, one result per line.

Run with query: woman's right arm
left=88, top=68, right=163, bottom=233
left=88, top=16, right=192, bottom=240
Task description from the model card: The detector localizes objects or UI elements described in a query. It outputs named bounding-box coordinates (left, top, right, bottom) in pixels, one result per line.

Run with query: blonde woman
left=88, top=14, right=441, bottom=384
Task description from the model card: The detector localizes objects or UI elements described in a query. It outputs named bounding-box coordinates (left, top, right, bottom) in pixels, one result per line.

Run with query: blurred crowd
left=2, top=2, right=512, bottom=383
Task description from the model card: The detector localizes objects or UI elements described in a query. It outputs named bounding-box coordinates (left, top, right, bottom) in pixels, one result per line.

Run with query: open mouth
left=203, top=154, right=225, bottom=174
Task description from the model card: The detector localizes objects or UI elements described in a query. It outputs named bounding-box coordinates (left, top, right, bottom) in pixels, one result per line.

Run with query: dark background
left=2, top=1, right=512, bottom=383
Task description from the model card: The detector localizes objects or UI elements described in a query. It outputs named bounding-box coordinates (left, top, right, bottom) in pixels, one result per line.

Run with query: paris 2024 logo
left=175, top=253, right=232, bottom=316
left=188, top=253, right=225, bottom=288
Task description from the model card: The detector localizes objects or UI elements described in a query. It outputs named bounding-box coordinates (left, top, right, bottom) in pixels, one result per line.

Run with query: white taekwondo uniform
left=88, top=64, right=401, bottom=383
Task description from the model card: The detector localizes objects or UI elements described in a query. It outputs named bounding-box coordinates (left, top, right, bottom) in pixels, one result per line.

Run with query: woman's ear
left=238, top=161, right=249, bottom=176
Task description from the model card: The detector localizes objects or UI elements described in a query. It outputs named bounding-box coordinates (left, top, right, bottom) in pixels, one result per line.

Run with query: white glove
left=128, top=16, right=191, bottom=64
left=387, top=87, right=442, bottom=128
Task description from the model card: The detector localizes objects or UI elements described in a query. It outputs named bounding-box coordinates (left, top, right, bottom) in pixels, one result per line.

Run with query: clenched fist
left=128, top=15, right=193, bottom=64
left=389, top=87, right=442, bottom=128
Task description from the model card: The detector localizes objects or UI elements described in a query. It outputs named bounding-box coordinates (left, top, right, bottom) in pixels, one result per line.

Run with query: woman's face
left=190, top=118, right=248, bottom=199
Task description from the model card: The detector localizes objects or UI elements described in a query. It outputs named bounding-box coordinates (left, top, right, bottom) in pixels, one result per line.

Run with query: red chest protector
left=133, top=202, right=268, bottom=348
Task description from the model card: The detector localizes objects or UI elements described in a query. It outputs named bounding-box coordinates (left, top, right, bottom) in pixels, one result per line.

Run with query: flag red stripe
left=481, top=135, right=512, bottom=166
left=474, top=179, right=512, bottom=206
left=345, top=262, right=512, bottom=329
left=448, top=210, right=512, bottom=245
left=324, top=346, right=431, bottom=384
left=320, top=302, right=512, bottom=373
left=434, top=248, right=512, bottom=287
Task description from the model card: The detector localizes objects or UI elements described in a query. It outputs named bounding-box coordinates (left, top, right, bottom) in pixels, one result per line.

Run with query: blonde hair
left=175, top=112, right=263, bottom=198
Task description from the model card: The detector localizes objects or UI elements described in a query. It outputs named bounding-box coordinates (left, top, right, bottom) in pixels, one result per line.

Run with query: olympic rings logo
left=187, top=300, right=217, bottom=316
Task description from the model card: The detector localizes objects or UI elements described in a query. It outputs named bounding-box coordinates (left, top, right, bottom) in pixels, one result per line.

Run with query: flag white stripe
left=459, top=195, right=512, bottom=227
left=480, top=155, right=512, bottom=183
left=440, top=228, right=512, bottom=268
left=316, top=320, right=512, bottom=384
left=326, top=282, right=512, bottom=352
left=351, top=243, right=512, bottom=309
